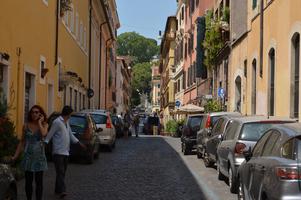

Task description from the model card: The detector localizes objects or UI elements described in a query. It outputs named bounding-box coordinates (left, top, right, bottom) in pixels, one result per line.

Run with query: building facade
left=0, top=0, right=120, bottom=136
left=160, top=16, right=177, bottom=126
left=151, top=65, right=161, bottom=113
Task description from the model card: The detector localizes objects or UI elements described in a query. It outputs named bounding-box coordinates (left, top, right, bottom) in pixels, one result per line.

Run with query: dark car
left=216, top=116, right=296, bottom=194
left=196, top=112, right=240, bottom=159
left=203, top=115, right=240, bottom=167
left=238, top=123, right=301, bottom=200
left=111, top=115, right=124, bottom=138
left=69, top=113, right=102, bottom=164
left=0, top=164, right=17, bottom=199
left=143, top=116, right=160, bottom=135
left=181, top=114, right=205, bottom=155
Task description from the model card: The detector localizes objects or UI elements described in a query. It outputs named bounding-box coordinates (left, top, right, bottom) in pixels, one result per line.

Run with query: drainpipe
left=259, top=0, right=264, bottom=78
left=105, top=38, right=113, bottom=109
left=16, top=47, right=22, bottom=135
left=55, top=0, right=59, bottom=65
left=88, top=0, right=92, bottom=108
left=99, top=22, right=108, bottom=109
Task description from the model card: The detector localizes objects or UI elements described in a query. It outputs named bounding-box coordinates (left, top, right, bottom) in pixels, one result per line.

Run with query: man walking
left=45, top=106, right=85, bottom=198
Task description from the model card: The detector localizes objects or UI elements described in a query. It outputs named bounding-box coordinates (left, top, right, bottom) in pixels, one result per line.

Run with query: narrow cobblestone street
left=18, top=136, right=236, bottom=200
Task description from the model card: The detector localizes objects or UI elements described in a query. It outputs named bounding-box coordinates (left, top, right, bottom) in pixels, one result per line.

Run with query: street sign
left=218, top=87, right=225, bottom=99
left=175, top=100, right=181, bottom=108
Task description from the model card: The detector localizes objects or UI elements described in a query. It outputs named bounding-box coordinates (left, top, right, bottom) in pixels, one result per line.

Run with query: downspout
left=105, top=38, right=113, bottom=109
left=259, top=0, right=264, bottom=78
left=99, top=22, right=108, bottom=109
left=88, top=0, right=92, bottom=108
left=55, top=0, right=59, bottom=65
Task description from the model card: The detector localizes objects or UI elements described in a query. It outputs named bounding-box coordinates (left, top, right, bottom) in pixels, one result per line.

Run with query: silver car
left=216, top=116, right=296, bottom=194
left=238, top=123, right=301, bottom=200
left=81, top=110, right=116, bottom=151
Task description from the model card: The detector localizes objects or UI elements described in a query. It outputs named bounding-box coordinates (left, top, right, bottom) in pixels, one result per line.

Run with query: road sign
left=218, top=87, right=225, bottom=99
left=175, top=100, right=181, bottom=108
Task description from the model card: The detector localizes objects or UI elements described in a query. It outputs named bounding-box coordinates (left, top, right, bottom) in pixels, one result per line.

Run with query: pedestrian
left=12, top=105, right=48, bottom=200
left=133, top=115, right=139, bottom=137
left=44, top=106, right=86, bottom=199
left=123, top=111, right=131, bottom=138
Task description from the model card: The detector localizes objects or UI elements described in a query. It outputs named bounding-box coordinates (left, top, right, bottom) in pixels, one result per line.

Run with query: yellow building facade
left=160, top=16, right=177, bottom=126
left=229, top=0, right=301, bottom=120
left=0, top=0, right=119, bottom=136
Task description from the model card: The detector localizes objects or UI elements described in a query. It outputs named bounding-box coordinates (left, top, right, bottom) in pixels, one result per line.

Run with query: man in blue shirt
left=45, top=106, right=85, bottom=198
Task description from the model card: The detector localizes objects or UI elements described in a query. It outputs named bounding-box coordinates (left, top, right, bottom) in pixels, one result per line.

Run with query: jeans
left=53, top=154, right=69, bottom=194
left=25, top=171, right=43, bottom=200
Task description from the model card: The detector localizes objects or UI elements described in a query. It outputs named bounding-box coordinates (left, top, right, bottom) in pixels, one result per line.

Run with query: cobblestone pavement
left=18, top=135, right=236, bottom=200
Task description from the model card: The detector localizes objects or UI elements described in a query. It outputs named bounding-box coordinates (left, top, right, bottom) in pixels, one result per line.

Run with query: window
left=64, top=10, right=69, bottom=27
left=252, top=131, right=272, bottom=157
left=211, top=118, right=224, bottom=136
left=80, top=21, right=83, bottom=44
left=75, top=12, right=79, bottom=39
left=252, top=0, right=258, bottom=10
left=239, top=122, right=274, bottom=141
left=74, top=90, right=78, bottom=111
left=69, top=87, right=73, bottom=106
left=70, top=5, right=75, bottom=33
left=282, top=139, right=295, bottom=160
left=79, top=92, right=82, bottom=110
left=252, top=59, right=257, bottom=115
left=244, top=60, right=247, bottom=78
left=268, top=48, right=275, bottom=116
left=84, top=27, right=87, bottom=49
left=291, top=33, right=300, bottom=118
left=262, top=132, right=280, bottom=156
left=224, top=121, right=239, bottom=140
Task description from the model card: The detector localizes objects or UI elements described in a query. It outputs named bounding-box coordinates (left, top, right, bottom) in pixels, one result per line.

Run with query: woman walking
left=12, top=105, right=48, bottom=200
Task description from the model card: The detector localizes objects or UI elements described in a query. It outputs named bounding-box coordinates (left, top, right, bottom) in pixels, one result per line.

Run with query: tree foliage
left=117, top=32, right=159, bottom=64
left=131, top=62, right=152, bottom=106
left=204, top=99, right=223, bottom=113
left=203, top=11, right=223, bottom=70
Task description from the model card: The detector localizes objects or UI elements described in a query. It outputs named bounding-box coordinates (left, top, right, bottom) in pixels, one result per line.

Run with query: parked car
left=143, top=116, right=160, bottom=135
left=82, top=110, right=116, bottom=151
left=196, top=112, right=240, bottom=159
left=0, top=164, right=17, bottom=200
left=69, top=112, right=102, bottom=164
left=111, top=115, right=124, bottom=138
left=181, top=114, right=205, bottom=155
left=238, top=123, right=301, bottom=200
left=216, top=116, right=296, bottom=193
left=203, top=115, right=240, bottom=167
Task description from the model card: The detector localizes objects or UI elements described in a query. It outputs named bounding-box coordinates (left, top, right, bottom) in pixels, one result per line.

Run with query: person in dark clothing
left=133, top=115, right=140, bottom=137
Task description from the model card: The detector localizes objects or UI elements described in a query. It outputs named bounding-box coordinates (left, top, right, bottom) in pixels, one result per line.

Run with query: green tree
left=131, top=62, right=152, bottom=106
left=117, top=32, right=159, bottom=64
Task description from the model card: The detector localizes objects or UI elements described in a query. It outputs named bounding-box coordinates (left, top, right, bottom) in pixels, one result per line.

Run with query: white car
left=81, top=110, right=116, bottom=151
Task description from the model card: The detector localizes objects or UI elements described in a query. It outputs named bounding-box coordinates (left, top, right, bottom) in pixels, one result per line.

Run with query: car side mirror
left=243, top=147, right=252, bottom=162
left=96, top=128, right=103, bottom=132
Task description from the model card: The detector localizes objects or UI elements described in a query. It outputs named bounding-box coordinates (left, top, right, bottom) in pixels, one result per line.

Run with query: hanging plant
left=60, top=0, right=72, bottom=17
left=203, top=10, right=224, bottom=70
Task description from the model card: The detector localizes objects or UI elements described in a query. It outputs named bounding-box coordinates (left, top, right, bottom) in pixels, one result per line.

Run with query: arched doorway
left=235, top=76, right=242, bottom=112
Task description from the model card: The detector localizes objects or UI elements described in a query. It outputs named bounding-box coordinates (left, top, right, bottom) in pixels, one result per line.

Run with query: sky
left=116, top=0, right=177, bottom=43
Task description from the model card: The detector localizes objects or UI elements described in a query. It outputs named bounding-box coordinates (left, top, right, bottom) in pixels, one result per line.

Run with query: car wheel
left=4, top=186, right=17, bottom=200
left=229, top=167, right=238, bottom=193
left=203, top=149, right=214, bottom=168
left=237, top=176, right=245, bottom=200
left=217, top=158, right=226, bottom=181
left=183, top=143, right=190, bottom=155
left=86, top=149, right=94, bottom=164
left=196, top=148, right=202, bottom=159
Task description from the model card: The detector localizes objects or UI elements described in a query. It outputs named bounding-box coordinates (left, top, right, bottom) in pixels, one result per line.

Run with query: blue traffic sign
left=218, top=87, right=225, bottom=98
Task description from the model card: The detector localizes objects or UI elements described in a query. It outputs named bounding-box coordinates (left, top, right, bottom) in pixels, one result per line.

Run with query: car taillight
left=106, top=114, right=112, bottom=129
left=205, top=116, right=211, bottom=129
left=235, top=142, right=246, bottom=155
left=276, top=167, right=301, bottom=180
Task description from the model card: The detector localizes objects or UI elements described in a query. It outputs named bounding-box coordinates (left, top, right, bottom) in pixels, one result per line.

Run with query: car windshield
left=188, top=116, right=203, bottom=128
left=211, top=116, right=221, bottom=126
left=91, top=114, right=107, bottom=124
left=240, top=122, right=275, bottom=141
left=70, top=116, right=87, bottom=134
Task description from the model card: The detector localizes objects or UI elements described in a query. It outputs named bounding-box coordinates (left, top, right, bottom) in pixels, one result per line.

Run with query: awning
left=176, top=104, right=204, bottom=114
